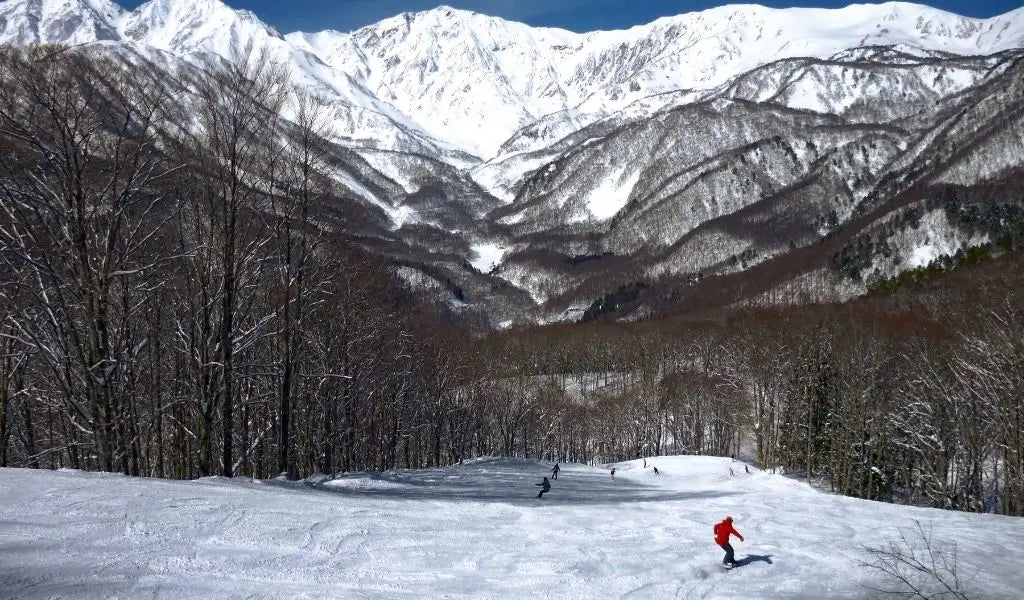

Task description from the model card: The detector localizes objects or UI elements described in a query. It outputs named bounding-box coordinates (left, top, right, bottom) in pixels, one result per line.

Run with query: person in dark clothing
left=551, top=463, right=560, bottom=480
left=714, top=516, right=744, bottom=567
left=536, top=476, right=551, bottom=498
left=610, top=467, right=616, bottom=480
left=744, top=464, right=750, bottom=474
left=653, top=466, right=660, bottom=475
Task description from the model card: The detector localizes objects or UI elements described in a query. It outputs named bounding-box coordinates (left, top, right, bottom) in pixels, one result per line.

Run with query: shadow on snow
left=264, top=458, right=738, bottom=506
left=736, top=554, right=774, bottom=567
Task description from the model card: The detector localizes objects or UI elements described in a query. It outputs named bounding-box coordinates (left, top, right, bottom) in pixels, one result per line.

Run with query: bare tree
left=860, top=520, right=972, bottom=600
left=173, top=44, right=289, bottom=477
left=0, top=46, right=175, bottom=473
left=269, top=90, right=332, bottom=479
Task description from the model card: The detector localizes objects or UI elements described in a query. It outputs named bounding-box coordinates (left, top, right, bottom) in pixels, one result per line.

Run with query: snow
left=2, top=456, right=1023, bottom=599
left=331, top=166, right=418, bottom=230
left=356, top=151, right=422, bottom=194
left=469, top=242, right=509, bottom=273
left=579, top=166, right=642, bottom=221
left=908, top=244, right=940, bottom=268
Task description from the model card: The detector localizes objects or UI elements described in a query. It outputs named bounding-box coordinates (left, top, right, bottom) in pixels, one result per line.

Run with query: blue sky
left=120, top=1, right=1022, bottom=33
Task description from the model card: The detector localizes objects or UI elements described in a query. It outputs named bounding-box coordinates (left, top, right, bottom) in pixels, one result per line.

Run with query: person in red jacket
left=714, top=516, right=744, bottom=567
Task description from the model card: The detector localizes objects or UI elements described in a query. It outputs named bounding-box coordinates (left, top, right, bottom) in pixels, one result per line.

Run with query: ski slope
left=1, top=456, right=1021, bottom=599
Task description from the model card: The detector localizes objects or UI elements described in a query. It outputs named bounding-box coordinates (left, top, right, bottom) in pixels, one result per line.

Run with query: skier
left=535, top=476, right=551, bottom=498
left=729, top=467, right=735, bottom=476
left=653, top=466, right=660, bottom=475
left=714, top=516, right=744, bottom=568
left=744, top=465, right=750, bottom=474
left=551, top=463, right=560, bottom=480
left=643, top=458, right=647, bottom=468
left=610, top=467, right=616, bottom=480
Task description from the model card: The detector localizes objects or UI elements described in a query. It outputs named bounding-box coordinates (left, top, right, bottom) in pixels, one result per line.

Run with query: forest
left=1, top=45, right=1021, bottom=518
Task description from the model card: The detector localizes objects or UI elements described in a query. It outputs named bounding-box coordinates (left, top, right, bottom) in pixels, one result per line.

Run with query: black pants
left=537, top=489, right=547, bottom=498
left=552, top=472, right=558, bottom=480
left=720, top=542, right=735, bottom=565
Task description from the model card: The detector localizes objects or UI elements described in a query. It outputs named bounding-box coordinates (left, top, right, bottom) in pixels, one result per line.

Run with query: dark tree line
left=0, top=45, right=466, bottom=480
left=1, top=45, right=1020, bottom=519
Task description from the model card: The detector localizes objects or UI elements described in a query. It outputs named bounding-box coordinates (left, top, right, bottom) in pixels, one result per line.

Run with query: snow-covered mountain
left=2, top=1, right=1022, bottom=158
left=1, top=0, right=1023, bottom=324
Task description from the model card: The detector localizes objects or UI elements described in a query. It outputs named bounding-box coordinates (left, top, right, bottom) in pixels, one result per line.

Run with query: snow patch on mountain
left=357, top=150, right=422, bottom=194
left=577, top=167, right=642, bottom=222
left=469, top=242, right=509, bottom=273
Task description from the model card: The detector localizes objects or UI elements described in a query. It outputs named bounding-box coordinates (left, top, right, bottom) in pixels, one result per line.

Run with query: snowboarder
left=535, top=476, right=551, bottom=498
left=714, top=516, right=744, bottom=568
left=610, top=467, right=616, bottom=480
left=551, top=463, right=560, bottom=480
left=653, top=466, right=660, bottom=475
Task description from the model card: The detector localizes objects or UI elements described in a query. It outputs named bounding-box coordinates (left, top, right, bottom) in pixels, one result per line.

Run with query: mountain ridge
left=1, top=0, right=1023, bottom=325
left=2, top=1, right=1023, bottom=158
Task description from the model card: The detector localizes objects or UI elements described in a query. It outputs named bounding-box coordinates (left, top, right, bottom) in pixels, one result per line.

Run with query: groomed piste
left=1, top=456, right=1022, bottom=599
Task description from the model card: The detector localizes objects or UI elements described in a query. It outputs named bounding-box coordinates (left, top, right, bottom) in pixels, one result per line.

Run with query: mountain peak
left=402, top=5, right=487, bottom=22
left=122, top=0, right=284, bottom=52
left=0, top=0, right=124, bottom=45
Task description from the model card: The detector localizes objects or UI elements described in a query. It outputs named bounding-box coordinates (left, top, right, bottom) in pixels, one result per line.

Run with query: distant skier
left=643, top=458, right=647, bottom=468
left=729, top=467, right=735, bottom=477
left=653, top=466, right=660, bottom=475
left=535, top=476, right=551, bottom=498
left=610, top=467, right=616, bottom=480
left=714, top=516, right=744, bottom=568
left=551, top=463, right=560, bottom=480
left=744, top=465, right=750, bottom=474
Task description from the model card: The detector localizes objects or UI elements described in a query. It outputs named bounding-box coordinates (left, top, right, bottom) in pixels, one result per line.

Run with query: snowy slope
left=1, top=456, right=1022, bottom=599
left=0, top=0, right=124, bottom=45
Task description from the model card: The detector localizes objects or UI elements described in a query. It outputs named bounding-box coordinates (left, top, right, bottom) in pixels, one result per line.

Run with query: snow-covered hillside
left=1, top=457, right=1022, bottom=599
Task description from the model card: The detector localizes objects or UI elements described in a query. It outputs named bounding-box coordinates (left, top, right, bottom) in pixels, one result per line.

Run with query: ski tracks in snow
left=3, top=458, right=1024, bottom=599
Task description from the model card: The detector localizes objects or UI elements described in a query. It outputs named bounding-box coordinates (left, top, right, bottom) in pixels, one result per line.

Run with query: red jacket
left=714, top=520, right=743, bottom=545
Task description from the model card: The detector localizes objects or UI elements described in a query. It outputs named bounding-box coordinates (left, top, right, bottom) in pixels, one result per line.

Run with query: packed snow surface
left=2, top=456, right=1022, bottom=599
